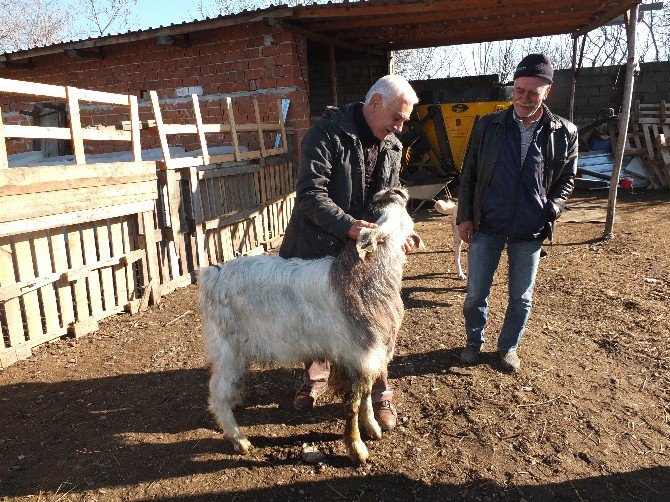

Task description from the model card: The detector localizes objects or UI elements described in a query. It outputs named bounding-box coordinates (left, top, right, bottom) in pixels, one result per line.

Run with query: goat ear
left=356, top=228, right=388, bottom=259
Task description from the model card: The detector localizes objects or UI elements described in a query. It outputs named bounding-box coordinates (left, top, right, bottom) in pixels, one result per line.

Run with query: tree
left=394, top=46, right=457, bottom=81
left=76, top=0, right=138, bottom=38
left=0, top=0, right=75, bottom=52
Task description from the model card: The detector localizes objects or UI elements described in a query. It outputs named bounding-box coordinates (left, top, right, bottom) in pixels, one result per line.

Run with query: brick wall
left=307, top=43, right=389, bottom=119
left=0, top=23, right=311, bottom=159
left=546, top=61, right=670, bottom=127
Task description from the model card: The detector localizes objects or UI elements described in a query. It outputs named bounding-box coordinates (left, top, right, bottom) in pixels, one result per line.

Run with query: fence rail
left=0, top=77, right=295, bottom=369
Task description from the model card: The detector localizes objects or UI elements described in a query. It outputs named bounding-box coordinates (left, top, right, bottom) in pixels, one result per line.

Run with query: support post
left=604, top=4, right=639, bottom=239
left=329, top=44, right=338, bottom=107
left=569, top=37, right=578, bottom=123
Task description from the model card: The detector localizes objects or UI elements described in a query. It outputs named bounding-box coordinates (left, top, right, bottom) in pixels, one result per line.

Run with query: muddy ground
left=1, top=189, right=669, bottom=501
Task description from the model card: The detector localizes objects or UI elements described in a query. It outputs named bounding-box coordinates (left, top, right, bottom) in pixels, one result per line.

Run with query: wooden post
left=66, top=86, right=85, bottom=164
left=605, top=4, right=639, bottom=238
left=192, top=94, right=209, bottom=165
left=141, top=211, right=161, bottom=305
left=225, top=97, right=241, bottom=162
left=189, top=166, right=209, bottom=270
left=569, top=37, right=578, bottom=123
left=252, top=97, right=267, bottom=158
left=329, top=44, right=338, bottom=107
left=150, top=91, right=172, bottom=169
left=0, top=105, right=7, bottom=169
left=278, top=98, right=288, bottom=153
left=129, top=95, right=142, bottom=162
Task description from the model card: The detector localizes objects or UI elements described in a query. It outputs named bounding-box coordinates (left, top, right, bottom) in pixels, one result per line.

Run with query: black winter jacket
left=456, top=105, right=578, bottom=241
left=279, top=103, right=403, bottom=259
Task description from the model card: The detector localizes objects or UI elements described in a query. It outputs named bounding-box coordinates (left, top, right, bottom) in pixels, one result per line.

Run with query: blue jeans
left=463, top=232, right=542, bottom=351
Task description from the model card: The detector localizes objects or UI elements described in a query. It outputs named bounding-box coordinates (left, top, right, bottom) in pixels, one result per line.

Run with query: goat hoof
left=347, top=440, right=369, bottom=464
left=457, top=273, right=467, bottom=280
left=363, top=420, right=382, bottom=440
left=232, top=437, right=252, bottom=454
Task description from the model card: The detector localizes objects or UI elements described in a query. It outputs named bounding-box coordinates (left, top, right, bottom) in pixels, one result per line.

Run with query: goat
left=434, top=198, right=466, bottom=279
left=199, top=187, right=422, bottom=464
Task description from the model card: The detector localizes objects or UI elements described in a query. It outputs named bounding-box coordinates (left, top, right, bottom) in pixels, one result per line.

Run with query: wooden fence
left=0, top=78, right=295, bottom=369
left=625, top=101, right=670, bottom=188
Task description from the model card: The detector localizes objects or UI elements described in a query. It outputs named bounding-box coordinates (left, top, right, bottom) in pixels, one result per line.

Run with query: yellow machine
left=402, top=80, right=513, bottom=178
left=416, top=100, right=511, bottom=172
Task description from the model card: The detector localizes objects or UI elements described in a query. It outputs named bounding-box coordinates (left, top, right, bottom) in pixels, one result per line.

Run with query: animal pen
left=0, top=77, right=294, bottom=369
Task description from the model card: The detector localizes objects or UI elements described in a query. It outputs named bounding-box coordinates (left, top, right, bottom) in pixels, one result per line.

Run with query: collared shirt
left=513, top=110, right=541, bottom=165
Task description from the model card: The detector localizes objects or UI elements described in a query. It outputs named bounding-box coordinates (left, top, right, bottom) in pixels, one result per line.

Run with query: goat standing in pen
left=199, top=188, right=422, bottom=464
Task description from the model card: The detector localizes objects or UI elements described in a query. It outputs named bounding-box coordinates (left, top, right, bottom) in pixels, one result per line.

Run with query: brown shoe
left=372, top=400, right=397, bottom=431
left=293, top=384, right=328, bottom=411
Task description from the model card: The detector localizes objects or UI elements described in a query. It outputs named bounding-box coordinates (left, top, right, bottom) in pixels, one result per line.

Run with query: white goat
left=199, top=187, right=422, bottom=464
left=434, top=198, right=466, bottom=279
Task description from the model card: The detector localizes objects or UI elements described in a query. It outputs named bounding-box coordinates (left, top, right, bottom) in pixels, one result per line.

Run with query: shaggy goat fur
left=199, top=187, right=421, bottom=464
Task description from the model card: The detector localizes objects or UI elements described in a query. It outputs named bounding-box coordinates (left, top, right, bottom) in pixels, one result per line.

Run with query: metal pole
left=569, top=36, right=578, bottom=122
left=604, top=4, right=639, bottom=238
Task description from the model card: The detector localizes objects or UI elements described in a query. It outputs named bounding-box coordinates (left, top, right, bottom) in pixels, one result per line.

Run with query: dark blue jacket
left=457, top=105, right=578, bottom=242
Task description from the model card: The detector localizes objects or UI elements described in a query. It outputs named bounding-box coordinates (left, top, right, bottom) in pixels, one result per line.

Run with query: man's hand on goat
left=348, top=220, right=378, bottom=239
left=458, top=221, right=474, bottom=244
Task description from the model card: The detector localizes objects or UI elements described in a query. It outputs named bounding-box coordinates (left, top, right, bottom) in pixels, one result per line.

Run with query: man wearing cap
left=456, top=53, right=578, bottom=371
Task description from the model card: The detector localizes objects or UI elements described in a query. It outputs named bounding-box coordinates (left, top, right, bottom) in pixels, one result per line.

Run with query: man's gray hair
left=365, top=75, right=419, bottom=107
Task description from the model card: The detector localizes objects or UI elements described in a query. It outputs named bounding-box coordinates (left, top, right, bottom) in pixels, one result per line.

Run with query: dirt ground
left=1, top=188, right=669, bottom=502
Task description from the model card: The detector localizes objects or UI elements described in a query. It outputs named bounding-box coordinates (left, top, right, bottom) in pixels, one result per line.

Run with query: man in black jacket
left=280, top=75, right=418, bottom=430
left=456, top=54, right=578, bottom=372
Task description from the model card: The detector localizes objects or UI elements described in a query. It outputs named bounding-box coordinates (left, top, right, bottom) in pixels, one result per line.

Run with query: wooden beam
left=0, top=105, right=7, bottom=169
left=0, top=58, right=34, bottom=69
left=605, top=4, right=640, bottom=238
left=573, top=1, right=639, bottom=38
left=0, top=77, right=66, bottom=99
left=306, top=0, right=589, bottom=32
left=329, top=45, right=338, bottom=107
left=265, top=17, right=386, bottom=56
left=66, top=86, right=85, bottom=165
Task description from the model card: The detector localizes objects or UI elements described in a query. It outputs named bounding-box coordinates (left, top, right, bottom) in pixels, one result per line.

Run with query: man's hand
left=458, top=221, right=474, bottom=244
left=347, top=219, right=377, bottom=239
left=402, top=236, right=414, bottom=254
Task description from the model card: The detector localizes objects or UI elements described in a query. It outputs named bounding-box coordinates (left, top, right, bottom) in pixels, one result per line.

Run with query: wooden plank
left=198, top=162, right=261, bottom=180
left=189, top=166, right=208, bottom=269
left=0, top=105, right=8, bottom=169
left=48, top=228, right=75, bottom=328
left=0, top=237, right=25, bottom=350
left=129, top=95, right=142, bottom=162
left=0, top=77, right=67, bottom=98
left=96, top=221, right=116, bottom=312
left=77, top=88, right=130, bottom=106
left=0, top=172, right=156, bottom=197
left=81, top=222, right=103, bottom=317
left=109, top=218, right=129, bottom=307
left=32, top=231, right=60, bottom=335
left=160, top=155, right=204, bottom=170
left=207, top=153, right=235, bottom=165
left=252, top=98, right=267, bottom=158
left=192, top=94, right=209, bottom=165
left=66, top=86, right=85, bottom=164
left=0, top=199, right=154, bottom=238
left=642, top=124, right=656, bottom=160
left=66, top=226, right=90, bottom=320
left=14, top=237, right=43, bottom=341
left=165, top=169, right=185, bottom=276
left=122, top=216, right=139, bottom=306
left=150, top=91, right=173, bottom=169
left=0, top=161, right=156, bottom=189
left=225, top=97, right=241, bottom=162
left=141, top=211, right=161, bottom=304
left=3, top=125, right=70, bottom=140
left=0, top=182, right=157, bottom=222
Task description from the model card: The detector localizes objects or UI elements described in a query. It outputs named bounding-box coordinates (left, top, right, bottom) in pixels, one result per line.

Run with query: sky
left=133, top=0, right=203, bottom=30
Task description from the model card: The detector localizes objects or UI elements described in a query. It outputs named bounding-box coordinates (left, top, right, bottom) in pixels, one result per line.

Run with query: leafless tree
left=77, top=0, right=138, bottom=37
left=395, top=46, right=457, bottom=80
left=0, top=0, right=75, bottom=52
